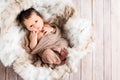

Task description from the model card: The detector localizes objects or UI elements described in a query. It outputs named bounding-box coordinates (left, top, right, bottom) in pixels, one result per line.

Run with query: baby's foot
left=60, top=48, right=68, bottom=60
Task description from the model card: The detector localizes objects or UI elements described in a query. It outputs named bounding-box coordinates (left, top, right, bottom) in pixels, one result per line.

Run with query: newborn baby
left=17, top=8, right=68, bottom=67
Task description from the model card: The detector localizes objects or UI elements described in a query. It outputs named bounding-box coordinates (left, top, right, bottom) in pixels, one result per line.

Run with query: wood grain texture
left=6, top=67, right=17, bottom=80
left=111, top=0, right=120, bottom=80
left=17, top=75, right=24, bottom=80
left=0, top=61, right=5, bottom=80
left=81, top=0, right=93, bottom=80
left=103, top=0, right=112, bottom=80
left=93, top=0, right=104, bottom=80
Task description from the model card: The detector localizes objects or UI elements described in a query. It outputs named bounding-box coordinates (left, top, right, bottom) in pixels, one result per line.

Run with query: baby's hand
left=29, top=31, right=38, bottom=49
left=29, top=31, right=37, bottom=41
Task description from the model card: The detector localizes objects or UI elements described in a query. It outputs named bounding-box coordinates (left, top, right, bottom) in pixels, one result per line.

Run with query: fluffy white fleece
left=0, top=0, right=94, bottom=80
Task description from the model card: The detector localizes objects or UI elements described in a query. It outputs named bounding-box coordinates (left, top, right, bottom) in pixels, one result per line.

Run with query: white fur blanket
left=0, top=0, right=94, bottom=80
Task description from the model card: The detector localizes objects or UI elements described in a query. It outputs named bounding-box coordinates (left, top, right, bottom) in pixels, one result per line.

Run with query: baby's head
left=17, top=8, right=44, bottom=32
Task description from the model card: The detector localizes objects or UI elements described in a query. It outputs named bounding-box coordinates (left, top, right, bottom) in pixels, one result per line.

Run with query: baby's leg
left=52, top=38, right=68, bottom=53
left=52, top=38, right=68, bottom=63
left=41, top=49, right=61, bottom=65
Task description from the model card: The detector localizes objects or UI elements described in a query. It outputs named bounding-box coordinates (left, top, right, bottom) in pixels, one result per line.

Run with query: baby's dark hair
left=17, top=7, right=42, bottom=27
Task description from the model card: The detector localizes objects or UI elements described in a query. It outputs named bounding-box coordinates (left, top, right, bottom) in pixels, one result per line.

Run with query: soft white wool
left=0, top=0, right=94, bottom=80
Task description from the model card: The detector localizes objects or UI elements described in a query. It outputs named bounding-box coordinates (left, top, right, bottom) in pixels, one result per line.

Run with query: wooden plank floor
left=0, top=0, right=120, bottom=80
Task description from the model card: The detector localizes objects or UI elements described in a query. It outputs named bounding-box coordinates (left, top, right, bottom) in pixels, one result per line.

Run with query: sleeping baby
left=17, top=8, right=68, bottom=68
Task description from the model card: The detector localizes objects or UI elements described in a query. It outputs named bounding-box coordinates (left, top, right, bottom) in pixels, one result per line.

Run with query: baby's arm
left=29, top=31, right=37, bottom=50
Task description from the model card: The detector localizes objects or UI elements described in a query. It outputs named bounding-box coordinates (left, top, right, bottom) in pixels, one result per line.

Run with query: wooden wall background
left=0, top=0, right=120, bottom=80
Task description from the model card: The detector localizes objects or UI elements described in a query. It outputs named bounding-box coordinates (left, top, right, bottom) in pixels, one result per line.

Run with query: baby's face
left=23, top=12, right=44, bottom=32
